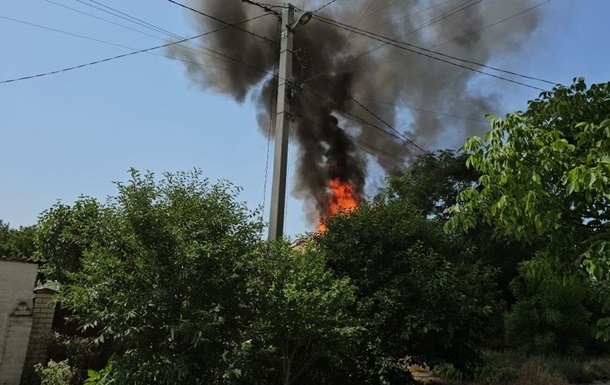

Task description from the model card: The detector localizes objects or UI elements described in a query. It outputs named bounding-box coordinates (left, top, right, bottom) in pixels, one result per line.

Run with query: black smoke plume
left=168, top=0, right=543, bottom=225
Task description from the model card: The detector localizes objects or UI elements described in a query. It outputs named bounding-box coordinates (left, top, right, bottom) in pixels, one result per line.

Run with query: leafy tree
left=36, top=197, right=102, bottom=282
left=60, top=170, right=263, bottom=384
left=315, top=188, right=499, bottom=384
left=506, top=253, right=604, bottom=356
left=446, top=78, right=610, bottom=279
left=387, top=150, right=476, bottom=221
left=389, top=150, right=536, bottom=304
left=0, top=220, right=36, bottom=261
left=59, top=170, right=358, bottom=385
left=224, top=243, right=359, bottom=385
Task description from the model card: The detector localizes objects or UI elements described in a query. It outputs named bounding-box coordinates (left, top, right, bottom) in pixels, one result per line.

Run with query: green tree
left=36, top=197, right=102, bottom=282
left=446, top=78, right=610, bottom=342
left=59, top=170, right=358, bottom=385
left=61, top=170, right=263, bottom=384
left=224, top=243, right=359, bottom=385
left=446, top=78, right=610, bottom=279
left=389, top=150, right=536, bottom=305
left=0, top=220, right=36, bottom=261
left=506, top=253, right=604, bottom=356
left=315, top=187, right=499, bottom=384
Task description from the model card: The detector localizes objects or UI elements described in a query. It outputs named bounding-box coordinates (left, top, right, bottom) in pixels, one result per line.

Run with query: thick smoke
left=168, top=0, right=542, bottom=225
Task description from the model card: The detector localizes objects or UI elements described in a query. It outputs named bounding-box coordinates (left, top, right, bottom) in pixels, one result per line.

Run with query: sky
left=0, top=0, right=608, bottom=238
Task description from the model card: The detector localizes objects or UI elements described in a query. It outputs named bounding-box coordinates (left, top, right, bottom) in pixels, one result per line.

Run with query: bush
left=584, top=357, right=610, bottom=380
left=509, top=358, right=568, bottom=385
left=505, top=254, right=601, bottom=356
left=34, top=360, right=74, bottom=385
left=316, top=194, right=500, bottom=384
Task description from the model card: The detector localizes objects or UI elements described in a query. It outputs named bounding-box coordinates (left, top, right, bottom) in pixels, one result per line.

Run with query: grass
left=432, top=351, right=610, bottom=385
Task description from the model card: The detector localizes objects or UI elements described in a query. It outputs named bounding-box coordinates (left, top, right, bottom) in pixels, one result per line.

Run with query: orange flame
left=317, top=178, right=359, bottom=232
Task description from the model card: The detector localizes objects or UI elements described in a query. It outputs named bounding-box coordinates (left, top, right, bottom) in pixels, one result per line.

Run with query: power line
left=167, top=0, right=278, bottom=45
left=44, top=0, right=267, bottom=74
left=403, top=0, right=483, bottom=39
left=318, top=0, right=481, bottom=71
left=312, top=0, right=339, bottom=13
left=0, top=14, right=135, bottom=50
left=300, top=86, right=429, bottom=154
left=356, top=96, right=487, bottom=123
left=367, top=0, right=458, bottom=30
left=300, top=61, right=432, bottom=154
left=0, top=13, right=274, bottom=85
left=296, top=113, right=407, bottom=169
left=313, top=15, right=551, bottom=91
left=73, top=0, right=170, bottom=38
left=45, top=0, right=167, bottom=41
left=68, top=0, right=257, bottom=65
left=317, top=13, right=555, bottom=85
left=437, top=0, right=553, bottom=47
left=1, top=13, right=244, bottom=75
left=0, top=13, right=233, bottom=74
left=242, top=0, right=281, bottom=15
left=262, top=19, right=281, bottom=215
left=347, top=93, right=431, bottom=154
left=341, top=0, right=554, bottom=76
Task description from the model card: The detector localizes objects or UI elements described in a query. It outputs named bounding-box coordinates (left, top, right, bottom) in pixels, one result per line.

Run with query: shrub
left=509, top=358, right=568, bottom=385
left=34, top=360, right=74, bottom=385
left=505, top=254, right=600, bottom=356
left=584, top=357, right=610, bottom=380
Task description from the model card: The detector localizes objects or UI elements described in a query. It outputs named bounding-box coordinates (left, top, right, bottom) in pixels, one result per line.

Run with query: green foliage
left=84, top=364, right=113, bottom=385
left=389, top=150, right=536, bottom=305
left=36, top=197, right=103, bottom=282
left=315, top=187, right=499, bottom=384
left=34, top=360, right=75, bottom=385
left=510, top=357, right=569, bottom=385
left=223, top=243, right=359, bottom=385
left=505, top=254, right=602, bottom=356
left=447, top=78, right=610, bottom=275
left=60, top=169, right=263, bottom=384
left=46, top=332, right=105, bottom=385
left=0, top=220, right=36, bottom=262
left=386, top=150, right=476, bottom=220
left=58, top=169, right=358, bottom=385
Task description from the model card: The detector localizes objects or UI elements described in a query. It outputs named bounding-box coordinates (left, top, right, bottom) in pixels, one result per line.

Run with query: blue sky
left=0, top=0, right=608, bottom=237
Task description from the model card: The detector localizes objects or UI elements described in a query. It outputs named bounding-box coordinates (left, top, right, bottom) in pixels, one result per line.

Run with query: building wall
left=0, top=260, right=38, bottom=385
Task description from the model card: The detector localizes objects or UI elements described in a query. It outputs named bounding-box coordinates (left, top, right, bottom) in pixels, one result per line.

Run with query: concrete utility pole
left=268, top=4, right=295, bottom=240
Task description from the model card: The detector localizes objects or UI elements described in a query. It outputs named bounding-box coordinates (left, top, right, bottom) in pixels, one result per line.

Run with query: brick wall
left=21, top=287, right=59, bottom=380
left=0, top=260, right=38, bottom=385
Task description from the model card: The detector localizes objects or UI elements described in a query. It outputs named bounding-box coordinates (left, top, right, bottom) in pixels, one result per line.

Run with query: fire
left=317, top=178, right=359, bottom=232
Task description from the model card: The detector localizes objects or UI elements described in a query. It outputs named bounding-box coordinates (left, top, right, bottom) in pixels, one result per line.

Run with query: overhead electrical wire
left=0, top=13, right=274, bottom=85
left=299, top=60, right=432, bottom=154
left=341, top=0, right=554, bottom=75
left=320, top=0, right=481, bottom=70
left=0, top=14, right=232, bottom=74
left=317, top=13, right=555, bottom=85
left=296, top=113, right=408, bottom=169
left=312, top=15, right=551, bottom=91
left=44, top=0, right=267, bottom=73
left=355, top=96, right=487, bottom=123
left=167, top=0, right=277, bottom=45
left=45, top=0, right=168, bottom=41
left=366, top=0, right=458, bottom=30
left=300, top=86, right=430, bottom=154
left=315, top=8, right=557, bottom=85
left=261, top=18, right=281, bottom=215
left=67, top=0, right=268, bottom=65
left=312, top=0, right=339, bottom=14
left=0, top=14, right=139, bottom=50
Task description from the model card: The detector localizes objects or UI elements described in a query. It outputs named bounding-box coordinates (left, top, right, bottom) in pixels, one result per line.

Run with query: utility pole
left=268, top=4, right=295, bottom=240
